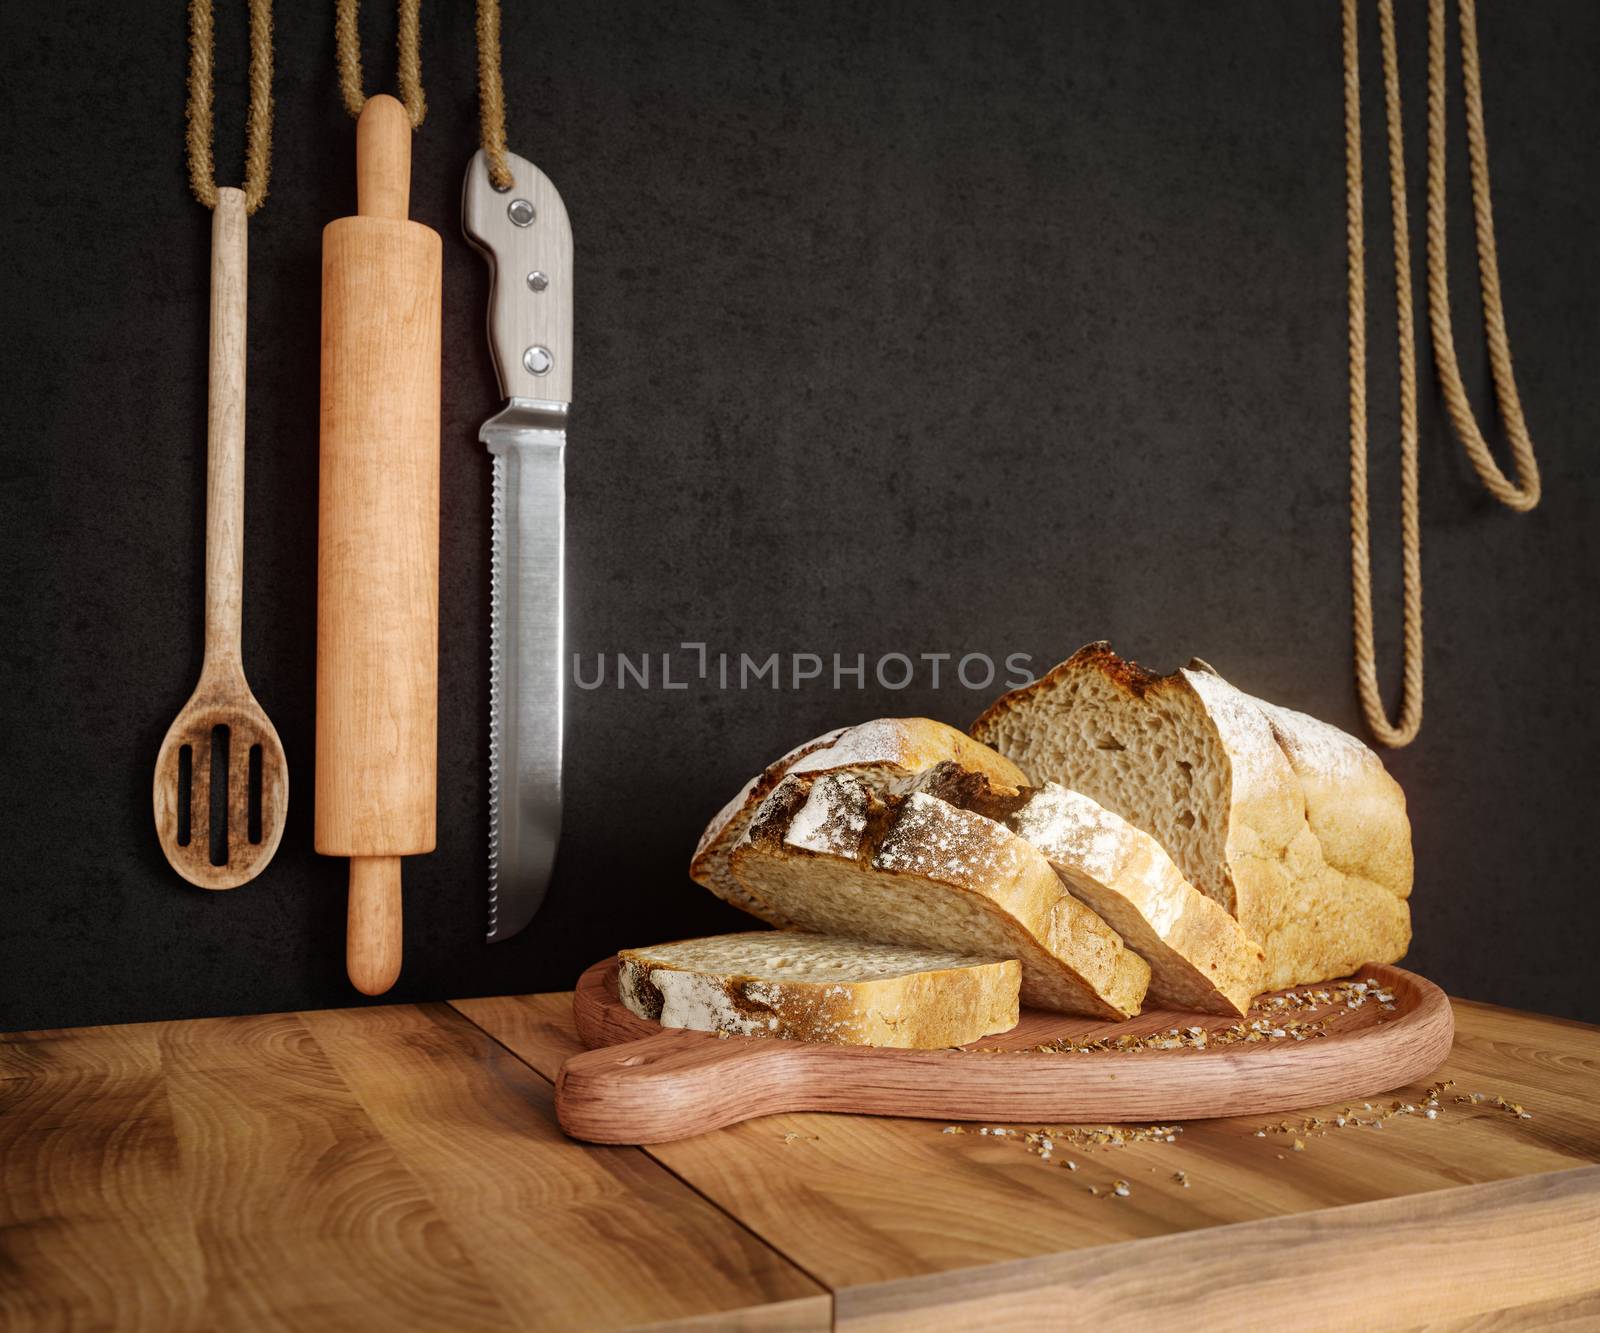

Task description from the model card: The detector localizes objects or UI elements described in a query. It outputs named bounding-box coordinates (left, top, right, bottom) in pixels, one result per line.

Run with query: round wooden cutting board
left=554, top=959, right=1455, bottom=1145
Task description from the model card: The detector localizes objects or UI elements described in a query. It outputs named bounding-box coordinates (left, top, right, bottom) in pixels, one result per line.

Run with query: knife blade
left=462, top=148, right=572, bottom=942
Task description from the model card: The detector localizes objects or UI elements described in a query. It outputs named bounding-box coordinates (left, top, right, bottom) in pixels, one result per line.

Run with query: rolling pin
left=315, top=95, right=442, bottom=995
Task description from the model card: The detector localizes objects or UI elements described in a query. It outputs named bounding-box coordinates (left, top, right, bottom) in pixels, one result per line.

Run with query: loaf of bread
left=907, top=762, right=1264, bottom=1015
left=971, top=643, right=1412, bottom=991
left=618, top=931, right=1020, bottom=1048
left=728, top=773, right=1151, bottom=1018
left=690, top=718, right=1027, bottom=919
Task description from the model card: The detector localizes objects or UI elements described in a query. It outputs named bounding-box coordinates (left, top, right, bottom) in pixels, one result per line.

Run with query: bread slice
left=689, top=718, right=1028, bottom=919
left=729, top=774, right=1151, bottom=1018
left=617, top=931, right=1020, bottom=1048
left=907, top=762, right=1263, bottom=1016
left=971, top=642, right=1412, bottom=991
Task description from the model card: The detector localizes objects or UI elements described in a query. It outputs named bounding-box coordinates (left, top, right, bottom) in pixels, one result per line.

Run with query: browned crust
left=971, top=642, right=1413, bottom=993
left=972, top=641, right=1183, bottom=740
left=732, top=778, right=1151, bottom=1019
left=690, top=729, right=845, bottom=870
left=691, top=720, right=1026, bottom=914
left=908, top=760, right=1030, bottom=824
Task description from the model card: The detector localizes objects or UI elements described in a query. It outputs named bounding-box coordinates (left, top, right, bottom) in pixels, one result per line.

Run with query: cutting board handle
left=356, top=94, right=411, bottom=222
left=556, top=1030, right=807, bottom=1144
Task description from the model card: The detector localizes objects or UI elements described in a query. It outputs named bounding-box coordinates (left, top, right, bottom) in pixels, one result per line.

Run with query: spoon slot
left=177, top=745, right=193, bottom=847
left=248, top=744, right=263, bottom=844
left=209, top=724, right=231, bottom=866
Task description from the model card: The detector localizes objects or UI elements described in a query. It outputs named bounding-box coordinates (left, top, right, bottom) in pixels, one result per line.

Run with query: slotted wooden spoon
left=154, top=188, right=287, bottom=889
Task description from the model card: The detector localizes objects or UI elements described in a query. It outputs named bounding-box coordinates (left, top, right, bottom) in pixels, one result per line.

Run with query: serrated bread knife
left=463, top=149, right=572, bottom=942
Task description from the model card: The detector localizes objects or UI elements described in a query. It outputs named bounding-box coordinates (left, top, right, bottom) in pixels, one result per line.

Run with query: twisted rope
left=1345, top=0, right=1423, bottom=747
left=1343, top=0, right=1545, bottom=748
left=1426, top=0, right=1542, bottom=510
left=476, top=0, right=514, bottom=190
left=335, top=0, right=427, bottom=128
left=185, top=0, right=274, bottom=213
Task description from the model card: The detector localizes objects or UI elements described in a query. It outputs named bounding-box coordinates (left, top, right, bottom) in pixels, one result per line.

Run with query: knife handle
left=462, top=148, right=574, bottom=404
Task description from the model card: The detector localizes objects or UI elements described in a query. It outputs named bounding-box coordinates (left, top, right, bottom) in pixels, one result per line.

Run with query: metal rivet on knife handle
left=523, top=346, right=553, bottom=375
left=526, top=270, right=548, bottom=292
left=508, top=197, right=535, bottom=226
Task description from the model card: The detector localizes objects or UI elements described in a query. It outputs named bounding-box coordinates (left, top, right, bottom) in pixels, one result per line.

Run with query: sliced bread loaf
left=908, top=762, right=1264, bottom=1016
left=617, top=931, right=1021, bottom=1048
left=729, top=774, right=1151, bottom=1018
left=689, top=718, right=1028, bottom=919
left=971, top=642, right=1412, bottom=991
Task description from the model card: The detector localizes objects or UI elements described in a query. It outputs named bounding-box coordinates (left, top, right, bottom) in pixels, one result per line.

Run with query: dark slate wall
left=2, top=1, right=1596, bottom=1030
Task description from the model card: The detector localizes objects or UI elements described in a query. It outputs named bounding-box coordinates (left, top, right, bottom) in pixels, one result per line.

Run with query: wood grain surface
left=461, top=988, right=1600, bottom=1330
left=0, top=1004, right=825, bottom=1332
left=152, top=185, right=288, bottom=891
left=831, top=1168, right=1600, bottom=1331
left=555, top=958, right=1455, bottom=1144
left=5, top=991, right=1595, bottom=1331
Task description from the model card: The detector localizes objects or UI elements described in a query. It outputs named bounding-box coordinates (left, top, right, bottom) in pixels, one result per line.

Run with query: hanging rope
left=186, top=0, right=274, bottom=213
left=335, top=0, right=427, bottom=128
left=475, top=0, right=515, bottom=190
left=1343, top=0, right=1546, bottom=748
left=1344, top=0, right=1422, bottom=748
left=1426, top=0, right=1543, bottom=511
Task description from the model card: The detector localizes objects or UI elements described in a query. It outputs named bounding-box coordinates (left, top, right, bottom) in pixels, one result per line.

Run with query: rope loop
left=475, top=0, right=514, bottom=190
left=1343, top=0, right=1546, bottom=748
left=1344, top=0, right=1423, bottom=748
left=335, top=0, right=427, bottom=129
left=1425, top=0, right=1542, bottom=511
left=185, top=0, right=274, bottom=213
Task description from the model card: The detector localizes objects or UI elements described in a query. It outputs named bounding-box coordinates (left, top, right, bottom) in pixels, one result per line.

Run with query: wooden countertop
left=3, top=992, right=1597, bottom=1331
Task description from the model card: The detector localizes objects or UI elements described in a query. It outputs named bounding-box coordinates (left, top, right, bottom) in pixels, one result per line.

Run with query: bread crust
left=689, top=728, right=846, bottom=916
left=730, top=775, right=1151, bottom=1018
left=618, top=931, right=1020, bottom=1049
left=910, top=761, right=1263, bottom=1016
left=689, top=719, right=1028, bottom=918
left=971, top=643, right=1413, bottom=991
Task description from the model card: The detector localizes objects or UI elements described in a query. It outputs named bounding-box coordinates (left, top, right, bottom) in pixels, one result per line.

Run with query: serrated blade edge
left=484, top=414, right=566, bottom=943
left=487, top=451, right=508, bottom=938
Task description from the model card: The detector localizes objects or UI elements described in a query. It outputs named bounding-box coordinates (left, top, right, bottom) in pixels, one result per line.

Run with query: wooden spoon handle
left=204, top=187, right=247, bottom=670
left=347, top=857, right=402, bottom=995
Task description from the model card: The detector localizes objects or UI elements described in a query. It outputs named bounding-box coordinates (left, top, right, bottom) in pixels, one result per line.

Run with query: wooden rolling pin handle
left=347, top=857, right=403, bottom=995
left=356, top=94, right=412, bottom=222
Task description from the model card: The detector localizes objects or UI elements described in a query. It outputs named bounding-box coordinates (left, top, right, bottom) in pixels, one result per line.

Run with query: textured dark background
left=2, top=2, right=1596, bottom=1031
